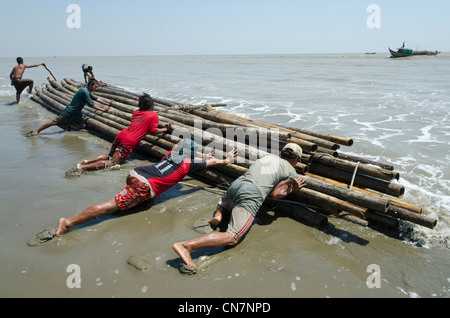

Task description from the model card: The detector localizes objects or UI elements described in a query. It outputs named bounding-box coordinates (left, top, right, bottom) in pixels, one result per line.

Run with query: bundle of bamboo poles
left=29, top=77, right=437, bottom=231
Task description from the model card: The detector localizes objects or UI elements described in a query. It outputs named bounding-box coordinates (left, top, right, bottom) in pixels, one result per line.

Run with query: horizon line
left=3, top=51, right=448, bottom=59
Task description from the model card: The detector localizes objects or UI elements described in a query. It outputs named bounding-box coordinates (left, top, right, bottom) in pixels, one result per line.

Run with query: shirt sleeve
left=280, top=159, right=298, bottom=180
left=148, top=113, right=159, bottom=134
left=288, top=167, right=298, bottom=180
left=83, top=91, right=94, bottom=107
left=188, top=160, right=207, bottom=174
left=89, top=93, right=98, bottom=101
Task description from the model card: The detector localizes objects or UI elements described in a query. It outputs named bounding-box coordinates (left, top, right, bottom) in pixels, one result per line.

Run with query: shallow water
left=0, top=54, right=449, bottom=298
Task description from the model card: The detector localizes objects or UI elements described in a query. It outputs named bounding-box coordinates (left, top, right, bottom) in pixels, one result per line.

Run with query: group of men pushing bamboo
left=15, top=57, right=307, bottom=274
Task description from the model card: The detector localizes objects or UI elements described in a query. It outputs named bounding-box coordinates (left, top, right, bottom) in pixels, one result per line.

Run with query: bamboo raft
left=30, top=77, right=438, bottom=232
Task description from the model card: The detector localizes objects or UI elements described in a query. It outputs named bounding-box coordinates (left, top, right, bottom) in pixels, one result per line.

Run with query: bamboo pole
left=202, top=109, right=340, bottom=150
left=303, top=175, right=390, bottom=213
left=159, top=108, right=292, bottom=142
left=365, top=211, right=399, bottom=228
left=283, top=125, right=354, bottom=147
left=384, top=206, right=436, bottom=229
left=307, top=172, right=422, bottom=213
left=308, top=163, right=405, bottom=198
left=335, top=152, right=394, bottom=171
left=188, top=108, right=319, bottom=152
left=289, top=188, right=368, bottom=219
left=266, top=200, right=329, bottom=228
left=338, top=211, right=369, bottom=227
left=312, top=153, right=399, bottom=182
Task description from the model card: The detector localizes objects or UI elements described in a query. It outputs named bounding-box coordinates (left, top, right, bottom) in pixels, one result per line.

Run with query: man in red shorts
left=76, top=93, right=171, bottom=171
left=54, top=139, right=237, bottom=236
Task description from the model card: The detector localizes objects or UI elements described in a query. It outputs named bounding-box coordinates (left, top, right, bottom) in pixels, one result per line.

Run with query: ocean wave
left=0, top=84, right=14, bottom=96
left=0, top=90, right=14, bottom=97
left=400, top=177, right=450, bottom=247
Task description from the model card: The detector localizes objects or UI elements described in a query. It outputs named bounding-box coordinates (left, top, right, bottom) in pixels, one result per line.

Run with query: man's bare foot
left=207, top=216, right=221, bottom=227
left=56, top=218, right=70, bottom=235
left=172, top=242, right=197, bottom=269
left=76, top=163, right=83, bottom=170
left=207, top=208, right=223, bottom=227
left=25, top=131, right=38, bottom=137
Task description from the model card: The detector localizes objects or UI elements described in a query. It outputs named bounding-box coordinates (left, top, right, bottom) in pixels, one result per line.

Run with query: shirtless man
left=10, top=57, right=46, bottom=103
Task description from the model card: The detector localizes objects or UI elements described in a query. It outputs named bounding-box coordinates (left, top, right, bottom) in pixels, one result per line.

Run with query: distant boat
left=365, top=52, right=376, bottom=55
left=389, top=45, right=440, bottom=58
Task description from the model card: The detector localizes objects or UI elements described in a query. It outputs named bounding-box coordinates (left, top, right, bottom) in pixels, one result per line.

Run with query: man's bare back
left=11, top=64, right=26, bottom=79
left=10, top=57, right=45, bottom=103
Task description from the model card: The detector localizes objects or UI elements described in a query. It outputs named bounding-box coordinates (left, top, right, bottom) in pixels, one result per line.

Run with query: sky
left=1, top=0, right=449, bottom=57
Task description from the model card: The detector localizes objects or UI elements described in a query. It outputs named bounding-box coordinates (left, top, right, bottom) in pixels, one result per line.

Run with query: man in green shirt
left=26, top=79, right=113, bottom=136
left=172, top=143, right=307, bottom=274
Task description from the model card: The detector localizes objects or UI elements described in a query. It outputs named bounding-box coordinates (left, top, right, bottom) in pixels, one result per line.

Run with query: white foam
left=0, top=89, right=14, bottom=97
left=398, top=177, right=450, bottom=246
left=290, top=282, right=297, bottom=291
left=406, top=125, right=444, bottom=144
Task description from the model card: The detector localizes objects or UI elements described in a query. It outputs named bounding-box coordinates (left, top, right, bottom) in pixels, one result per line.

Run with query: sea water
left=0, top=54, right=449, bottom=298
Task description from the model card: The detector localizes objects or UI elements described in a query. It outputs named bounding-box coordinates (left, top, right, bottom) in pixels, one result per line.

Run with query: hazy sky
left=1, top=0, right=449, bottom=57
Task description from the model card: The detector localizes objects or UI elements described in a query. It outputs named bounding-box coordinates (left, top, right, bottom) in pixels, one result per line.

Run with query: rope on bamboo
left=349, top=162, right=360, bottom=190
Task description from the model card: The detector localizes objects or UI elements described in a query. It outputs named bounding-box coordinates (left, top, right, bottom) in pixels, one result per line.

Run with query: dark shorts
left=12, top=78, right=33, bottom=95
left=52, top=115, right=85, bottom=130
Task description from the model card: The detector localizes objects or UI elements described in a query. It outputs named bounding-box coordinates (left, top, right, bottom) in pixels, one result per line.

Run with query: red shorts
left=115, top=172, right=153, bottom=210
left=111, top=139, right=133, bottom=160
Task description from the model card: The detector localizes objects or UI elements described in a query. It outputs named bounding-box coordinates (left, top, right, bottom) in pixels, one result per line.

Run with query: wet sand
left=0, top=96, right=449, bottom=298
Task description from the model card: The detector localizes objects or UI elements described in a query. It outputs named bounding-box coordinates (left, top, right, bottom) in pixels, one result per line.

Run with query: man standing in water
left=172, top=143, right=307, bottom=274
left=26, top=79, right=113, bottom=136
left=10, top=57, right=46, bottom=103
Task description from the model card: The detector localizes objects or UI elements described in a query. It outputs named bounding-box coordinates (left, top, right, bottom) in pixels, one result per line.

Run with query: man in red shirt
left=76, top=93, right=171, bottom=171
left=51, top=139, right=237, bottom=237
